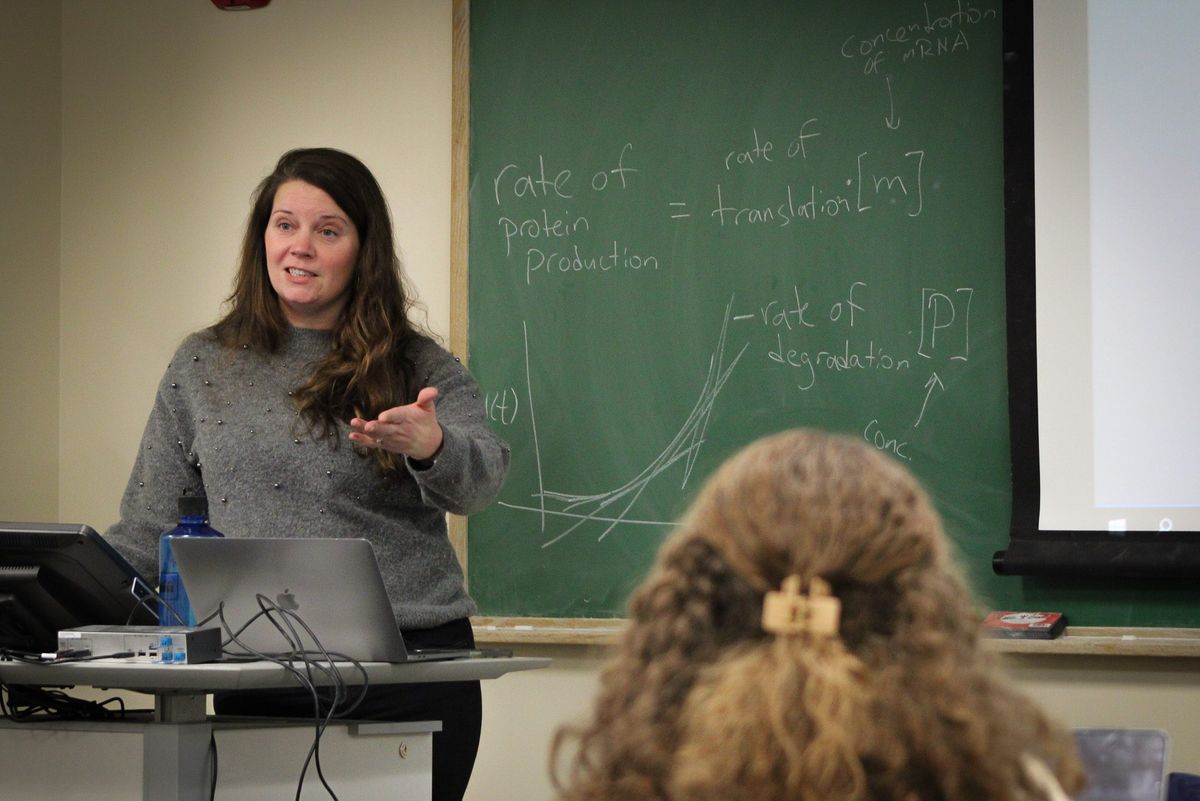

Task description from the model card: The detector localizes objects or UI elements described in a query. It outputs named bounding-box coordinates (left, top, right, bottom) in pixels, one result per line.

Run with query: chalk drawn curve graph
left=497, top=297, right=747, bottom=548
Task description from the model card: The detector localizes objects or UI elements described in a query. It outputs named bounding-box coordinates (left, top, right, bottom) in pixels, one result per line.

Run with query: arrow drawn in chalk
left=913, top=372, right=944, bottom=428
left=884, top=75, right=901, bottom=130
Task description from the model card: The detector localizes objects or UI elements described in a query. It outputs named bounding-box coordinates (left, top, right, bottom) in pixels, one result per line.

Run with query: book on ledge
left=982, top=611, right=1067, bottom=639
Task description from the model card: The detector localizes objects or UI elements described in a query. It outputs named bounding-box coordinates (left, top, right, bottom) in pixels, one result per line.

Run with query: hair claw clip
left=762, top=575, right=840, bottom=637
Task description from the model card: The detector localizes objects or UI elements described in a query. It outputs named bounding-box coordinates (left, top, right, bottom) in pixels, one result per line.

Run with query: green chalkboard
left=464, top=0, right=1013, bottom=620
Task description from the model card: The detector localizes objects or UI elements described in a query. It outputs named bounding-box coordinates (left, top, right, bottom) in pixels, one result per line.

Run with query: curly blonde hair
left=552, top=429, right=1083, bottom=801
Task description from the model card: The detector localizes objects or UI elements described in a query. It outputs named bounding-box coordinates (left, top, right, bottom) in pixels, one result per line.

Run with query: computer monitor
left=0, top=522, right=155, bottom=655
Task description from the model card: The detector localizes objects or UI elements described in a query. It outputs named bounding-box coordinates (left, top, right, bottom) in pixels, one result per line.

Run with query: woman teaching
left=105, top=147, right=510, bottom=801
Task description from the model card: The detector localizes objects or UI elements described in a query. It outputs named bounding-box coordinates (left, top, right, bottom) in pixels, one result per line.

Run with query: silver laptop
left=1074, top=728, right=1169, bottom=801
left=172, top=537, right=478, bottom=663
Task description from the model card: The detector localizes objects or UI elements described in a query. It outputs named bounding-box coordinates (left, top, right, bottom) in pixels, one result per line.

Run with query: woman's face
left=264, top=179, right=360, bottom=329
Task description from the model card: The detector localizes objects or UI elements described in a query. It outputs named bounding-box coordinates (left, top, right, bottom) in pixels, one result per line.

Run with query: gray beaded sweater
left=105, top=327, right=510, bottom=629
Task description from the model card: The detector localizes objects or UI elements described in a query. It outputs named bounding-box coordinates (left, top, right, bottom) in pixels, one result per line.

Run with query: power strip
left=57, top=625, right=222, bottom=664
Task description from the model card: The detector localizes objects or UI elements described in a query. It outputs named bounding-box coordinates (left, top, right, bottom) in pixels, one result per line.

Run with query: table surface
left=0, top=655, right=551, bottom=693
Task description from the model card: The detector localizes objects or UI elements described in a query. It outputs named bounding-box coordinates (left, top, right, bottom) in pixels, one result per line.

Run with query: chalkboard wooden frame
left=447, top=0, right=468, bottom=570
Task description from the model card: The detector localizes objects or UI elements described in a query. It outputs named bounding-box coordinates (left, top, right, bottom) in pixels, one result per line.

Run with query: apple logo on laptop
left=276, top=588, right=300, bottom=611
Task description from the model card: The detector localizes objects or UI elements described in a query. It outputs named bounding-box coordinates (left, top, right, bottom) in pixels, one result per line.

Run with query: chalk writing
left=900, top=32, right=971, bottom=64
left=830, top=281, right=867, bottom=324
left=725, top=127, right=774, bottom=170
left=759, top=287, right=817, bottom=330
left=917, top=287, right=973, bottom=360
left=524, top=241, right=659, bottom=285
left=498, top=210, right=590, bottom=257
left=731, top=282, right=974, bottom=398
left=485, top=387, right=520, bottom=426
left=839, top=0, right=998, bottom=75
left=884, top=75, right=902, bottom=129
left=864, top=417, right=912, bottom=461
left=769, top=337, right=912, bottom=391
left=491, top=144, right=638, bottom=206
left=710, top=149, right=926, bottom=226
left=787, top=120, right=823, bottom=159
left=755, top=282, right=867, bottom=332
left=489, top=145, right=659, bottom=281
left=668, top=201, right=691, bottom=219
left=492, top=156, right=573, bottom=204
left=722, top=123, right=821, bottom=171
left=913, top=372, right=945, bottom=428
left=589, top=143, right=639, bottom=191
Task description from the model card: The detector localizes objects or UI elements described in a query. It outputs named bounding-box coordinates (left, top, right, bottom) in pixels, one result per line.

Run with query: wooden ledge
left=985, top=627, right=1200, bottom=657
left=475, top=619, right=1200, bottom=656
left=472, top=617, right=623, bottom=646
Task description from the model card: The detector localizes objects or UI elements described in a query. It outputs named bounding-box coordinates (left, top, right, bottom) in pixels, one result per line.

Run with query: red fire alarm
left=211, top=0, right=270, bottom=9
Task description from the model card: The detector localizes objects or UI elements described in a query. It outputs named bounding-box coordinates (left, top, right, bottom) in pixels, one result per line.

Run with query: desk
left=0, top=656, right=549, bottom=800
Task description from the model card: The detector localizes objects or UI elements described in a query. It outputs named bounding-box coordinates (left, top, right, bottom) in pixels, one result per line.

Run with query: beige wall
left=5, top=3, right=1200, bottom=800
left=58, top=0, right=454, bottom=529
left=0, top=2, right=61, bottom=521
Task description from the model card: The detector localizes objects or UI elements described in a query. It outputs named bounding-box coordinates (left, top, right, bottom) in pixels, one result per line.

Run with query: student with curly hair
left=552, top=429, right=1081, bottom=801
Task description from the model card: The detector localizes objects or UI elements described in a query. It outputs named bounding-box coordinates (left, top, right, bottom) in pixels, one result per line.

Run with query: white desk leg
left=142, top=721, right=213, bottom=801
left=144, top=692, right=213, bottom=801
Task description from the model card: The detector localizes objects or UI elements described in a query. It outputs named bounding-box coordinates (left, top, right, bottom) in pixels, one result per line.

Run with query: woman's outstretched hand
left=349, top=386, right=443, bottom=460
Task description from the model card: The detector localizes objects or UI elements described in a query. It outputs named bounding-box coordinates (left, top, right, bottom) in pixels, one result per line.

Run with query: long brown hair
left=552, top=429, right=1084, bottom=801
left=212, top=148, right=426, bottom=471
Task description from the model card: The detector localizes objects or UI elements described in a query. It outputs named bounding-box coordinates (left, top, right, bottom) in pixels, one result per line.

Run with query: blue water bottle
left=158, top=495, right=224, bottom=626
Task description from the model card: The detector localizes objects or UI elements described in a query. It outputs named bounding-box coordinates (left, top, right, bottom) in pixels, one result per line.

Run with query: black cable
left=209, top=730, right=218, bottom=801
left=56, top=651, right=137, bottom=663
left=251, top=595, right=345, bottom=801
left=0, top=680, right=135, bottom=722
left=0, top=648, right=51, bottom=664
left=226, top=597, right=369, bottom=717
left=124, top=576, right=176, bottom=625
left=214, top=598, right=378, bottom=801
left=1, top=648, right=140, bottom=665
left=226, top=599, right=338, bottom=801
left=251, top=594, right=371, bottom=718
